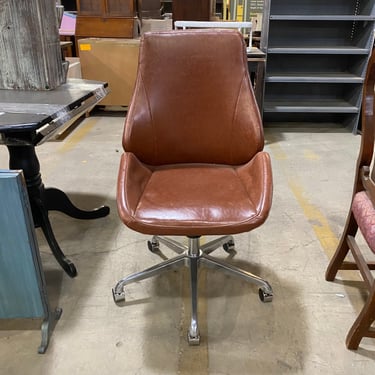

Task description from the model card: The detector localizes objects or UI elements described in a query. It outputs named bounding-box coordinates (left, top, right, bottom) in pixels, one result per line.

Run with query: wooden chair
left=325, top=49, right=375, bottom=350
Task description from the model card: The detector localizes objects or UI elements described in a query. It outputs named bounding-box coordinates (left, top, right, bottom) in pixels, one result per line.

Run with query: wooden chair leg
left=346, top=286, right=375, bottom=350
left=326, top=211, right=358, bottom=281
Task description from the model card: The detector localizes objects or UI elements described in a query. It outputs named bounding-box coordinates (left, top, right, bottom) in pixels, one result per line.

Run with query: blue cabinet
left=0, top=170, right=61, bottom=353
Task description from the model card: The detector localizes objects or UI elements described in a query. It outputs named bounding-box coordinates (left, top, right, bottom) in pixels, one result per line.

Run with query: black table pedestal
left=7, top=144, right=110, bottom=278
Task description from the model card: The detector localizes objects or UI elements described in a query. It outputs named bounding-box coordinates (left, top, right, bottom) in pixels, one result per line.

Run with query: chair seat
left=117, top=151, right=272, bottom=236
left=352, top=191, right=375, bottom=253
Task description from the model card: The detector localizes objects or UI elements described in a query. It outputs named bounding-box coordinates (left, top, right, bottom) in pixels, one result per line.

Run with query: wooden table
left=0, top=79, right=109, bottom=278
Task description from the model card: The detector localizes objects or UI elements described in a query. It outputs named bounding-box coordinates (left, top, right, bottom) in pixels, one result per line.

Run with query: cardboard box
left=66, top=57, right=82, bottom=79
left=78, top=38, right=140, bottom=107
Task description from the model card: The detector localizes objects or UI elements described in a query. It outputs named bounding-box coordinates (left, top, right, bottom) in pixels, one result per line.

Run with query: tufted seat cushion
left=352, top=191, right=375, bottom=253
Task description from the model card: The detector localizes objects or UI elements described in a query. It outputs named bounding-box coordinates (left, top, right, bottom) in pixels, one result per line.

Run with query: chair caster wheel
left=147, top=240, right=160, bottom=253
left=223, top=240, right=235, bottom=253
left=112, top=288, right=125, bottom=303
left=259, top=288, right=273, bottom=303
left=187, top=332, right=200, bottom=346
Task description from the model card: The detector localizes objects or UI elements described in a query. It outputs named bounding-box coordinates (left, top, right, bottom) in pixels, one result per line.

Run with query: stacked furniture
left=261, top=0, right=375, bottom=131
left=75, top=0, right=140, bottom=105
left=75, top=0, right=138, bottom=51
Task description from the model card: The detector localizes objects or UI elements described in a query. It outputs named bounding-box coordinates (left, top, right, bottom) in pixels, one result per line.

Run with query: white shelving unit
left=261, top=0, right=375, bottom=131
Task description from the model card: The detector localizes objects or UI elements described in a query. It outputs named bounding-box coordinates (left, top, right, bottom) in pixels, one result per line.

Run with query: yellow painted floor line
left=288, top=178, right=362, bottom=282
left=58, top=118, right=98, bottom=153
left=268, top=140, right=338, bottom=257
left=267, top=139, right=288, bottom=161
left=303, top=149, right=320, bottom=160
left=288, top=178, right=339, bottom=259
left=268, top=140, right=360, bottom=281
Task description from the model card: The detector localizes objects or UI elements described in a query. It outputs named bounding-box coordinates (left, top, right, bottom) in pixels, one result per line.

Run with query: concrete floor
left=0, top=115, right=374, bottom=374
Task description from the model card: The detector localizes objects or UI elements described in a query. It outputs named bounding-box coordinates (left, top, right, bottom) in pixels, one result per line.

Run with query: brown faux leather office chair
left=325, top=50, right=375, bottom=350
left=112, top=30, right=273, bottom=345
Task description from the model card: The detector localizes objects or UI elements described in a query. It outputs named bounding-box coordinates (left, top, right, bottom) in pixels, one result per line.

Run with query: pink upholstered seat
left=352, top=191, right=375, bottom=253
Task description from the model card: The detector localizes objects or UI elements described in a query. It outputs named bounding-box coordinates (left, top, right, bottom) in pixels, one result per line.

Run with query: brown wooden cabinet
left=75, top=0, right=138, bottom=55
left=77, top=0, right=102, bottom=15
left=77, top=0, right=135, bottom=16
left=172, top=0, right=215, bottom=22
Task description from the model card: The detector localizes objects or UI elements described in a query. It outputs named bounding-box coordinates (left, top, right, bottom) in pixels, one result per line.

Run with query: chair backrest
left=354, top=49, right=375, bottom=199
left=123, top=30, right=264, bottom=166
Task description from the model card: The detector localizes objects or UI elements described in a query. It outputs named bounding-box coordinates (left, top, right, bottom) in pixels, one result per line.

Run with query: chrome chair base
left=112, top=235, right=273, bottom=345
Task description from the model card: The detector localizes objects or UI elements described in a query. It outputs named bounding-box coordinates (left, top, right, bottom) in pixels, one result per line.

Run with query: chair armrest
left=117, top=153, right=153, bottom=224
left=361, top=166, right=375, bottom=203
left=236, top=152, right=273, bottom=222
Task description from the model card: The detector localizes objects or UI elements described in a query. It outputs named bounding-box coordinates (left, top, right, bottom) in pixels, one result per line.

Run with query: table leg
left=36, top=194, right=78, bottom=277
left=45, top=187, right=110, bottom=219
left=7, top=144, right=109, bottom=277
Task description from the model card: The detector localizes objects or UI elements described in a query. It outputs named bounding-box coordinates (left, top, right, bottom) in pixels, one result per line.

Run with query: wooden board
left=0, top=0, right=66, bottom=90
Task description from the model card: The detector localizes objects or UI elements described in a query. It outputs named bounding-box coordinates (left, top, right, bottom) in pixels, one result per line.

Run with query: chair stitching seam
left=124, top=155, right=153, bottom=220
left=134, top=175, right=153, bottom=219
left=234, top=165, right=255, bottom=209
left=139, top=72, right=158, bottom=162
left=235, top=155, right=267, bottom=216
left=230, top=75, right=246, bottom=164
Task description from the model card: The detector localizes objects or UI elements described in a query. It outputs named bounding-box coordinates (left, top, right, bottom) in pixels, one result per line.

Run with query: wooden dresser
left=75, top=0, right=138, bottom=54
